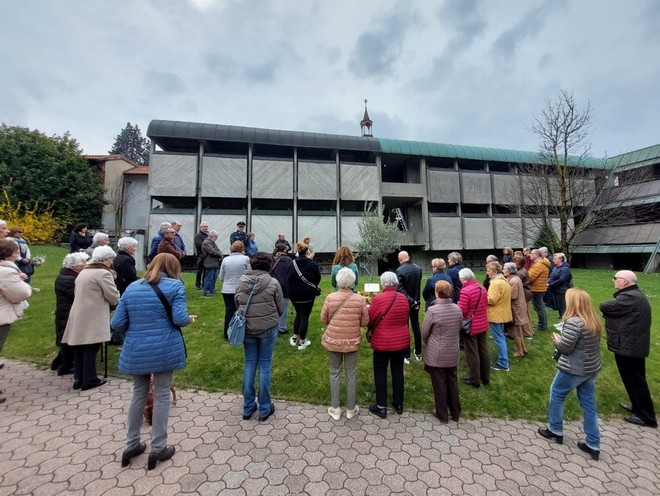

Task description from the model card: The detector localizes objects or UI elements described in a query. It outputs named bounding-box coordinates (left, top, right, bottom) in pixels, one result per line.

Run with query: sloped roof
left=83, top=154, right=141, bottom=168
left=611, top=144, right=660, bottom=171
left=124, top=166, right=149, bottom=175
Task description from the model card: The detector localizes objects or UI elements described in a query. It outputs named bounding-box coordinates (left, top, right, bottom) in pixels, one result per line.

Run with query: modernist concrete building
left=144, top=119, right=659, bottom=272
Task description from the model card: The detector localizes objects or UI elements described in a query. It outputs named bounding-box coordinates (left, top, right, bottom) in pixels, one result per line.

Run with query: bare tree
left=515, top=89, right=653, bottom=256
left=106, top=176, right=139, bottom=235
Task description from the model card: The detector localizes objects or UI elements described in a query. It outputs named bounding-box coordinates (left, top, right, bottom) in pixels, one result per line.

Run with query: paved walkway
left=1, top=359, right=658, bottom=495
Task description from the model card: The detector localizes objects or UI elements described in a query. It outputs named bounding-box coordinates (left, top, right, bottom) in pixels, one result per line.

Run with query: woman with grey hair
left=201, top=230, right=223, bottom=296
left=321, top=268, right=369, bottom=420
left=502, top=262, right=529, bottom=357
left=62, top=245, right=120, bottom=390
left=112, top=237, right=139, bottom=296
left=52, top=252, right=89, bottom=374
left=457, top=268, right=490, bottom=387
left=86, top=232, right=110, bottom=257
left=0, top=219, right=9, bottom=239
left=367, top=271, right=410, bottom=419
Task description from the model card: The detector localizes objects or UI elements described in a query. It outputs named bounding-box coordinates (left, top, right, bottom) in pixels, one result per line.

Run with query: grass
left=5, top=244, right=659, bottom=421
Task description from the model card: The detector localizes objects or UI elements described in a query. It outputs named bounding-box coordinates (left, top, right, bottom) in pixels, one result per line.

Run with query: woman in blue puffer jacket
left=111, top=253, right=194, bottom=471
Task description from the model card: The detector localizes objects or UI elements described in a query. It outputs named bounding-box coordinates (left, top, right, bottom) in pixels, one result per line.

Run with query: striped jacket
left=555, top=316, right=602, bottom=376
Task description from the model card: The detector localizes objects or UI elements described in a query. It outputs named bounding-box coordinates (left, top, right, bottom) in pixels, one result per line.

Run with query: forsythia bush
left=0, top=189, right=66, bottom=244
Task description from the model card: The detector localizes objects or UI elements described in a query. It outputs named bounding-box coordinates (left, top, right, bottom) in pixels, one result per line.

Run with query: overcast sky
left=1, top=0, right=658, bottom=158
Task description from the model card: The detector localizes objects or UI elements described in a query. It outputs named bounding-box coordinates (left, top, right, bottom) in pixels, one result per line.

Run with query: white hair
left=90, top=246, right=116, bottom=263
left=0, top=219, right=6, bottom=228
left=208, top=230, right=218, bottom=237
left=458, top=268, right=475, bottom=281
left=159, top=222, right=171, bottom=233
left=503, top=262, right=518, bottom=275
left=380, top=271, right=399, bottom=287
left=335, top=267, right=356, bottom=289
left=93, top=232, right=109, bottom=244
left=62, top=252, right=89, bottom=268
left=486, top=254, right=498, bottom=262
left=117, top=237, right=138, bottom=250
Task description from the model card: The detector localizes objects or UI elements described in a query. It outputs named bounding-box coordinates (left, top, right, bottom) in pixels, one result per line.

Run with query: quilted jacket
left=457, top=279, right=488, bottom=335
left=421, top=298, right=463, bottom=368
left=235, top=270, right=285, bottom=335
left=112, top=276, right=190, bottom=375
left=487, top=274, right=512, bottom=324
left=528, top=258, right=550, bottom=292
left=600, top=285, right=652, bottom=358
left=0, top=260, right=32, bottom=326
left=321, top=289, right=369, bottom=352
left=367, top=287, right=410, bottom=352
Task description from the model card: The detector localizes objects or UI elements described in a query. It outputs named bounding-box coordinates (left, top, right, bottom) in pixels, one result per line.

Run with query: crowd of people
left=0, top=217, right=656, bottom=468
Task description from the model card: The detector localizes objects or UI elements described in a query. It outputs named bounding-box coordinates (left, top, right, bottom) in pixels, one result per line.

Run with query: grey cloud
left=348, top=4, right=418, bottom=78
left=145, top=70, right=185, bottom=96
left=204, top=52, right=284, bottom=84
left=492, top=2, right=560, bottom=61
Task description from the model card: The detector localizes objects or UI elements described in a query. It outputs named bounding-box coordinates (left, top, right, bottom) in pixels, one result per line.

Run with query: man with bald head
left=396, top=251, right=422, bottom=364
left=600, top=270, right=656, bottom=428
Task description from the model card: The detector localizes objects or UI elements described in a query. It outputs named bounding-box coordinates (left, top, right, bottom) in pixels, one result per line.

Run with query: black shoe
left=121, top=442, right=146, bottom=467
left=73, top=381, right=81, bottom=390
left=369, top=404, right=387, bottom=419
left=624, top=415, right=658, bottom=428
left=392, top=404, right=403, bottom=415
left=242, top=408, right=257, bottom=421
left=57, top=367, right=74, bottom=376
left=433, top=412, right=448, bottom=424
left=81, top=379, right=107, bottom=391
left=619, top=402, right=633, bottom=413
left=147, top=446, right=175, bottom=470
left=259, top=404, right=275, bottom=422
left=577, top=441, right=600, bottom=461
left=460, top=378, right=481, bottom=388
left=537, top=427, right=563, bottom=444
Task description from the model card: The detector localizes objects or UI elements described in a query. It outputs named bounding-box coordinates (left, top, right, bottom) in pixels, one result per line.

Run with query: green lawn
left=5, top=244, right=659, bottom=421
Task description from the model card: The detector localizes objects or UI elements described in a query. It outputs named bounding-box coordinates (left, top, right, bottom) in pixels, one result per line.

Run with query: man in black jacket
left=194, top=222, right=209, bottom=289
left=600, top=270, right=656, bottom=428
left=396, top=251, right=422, bottom=364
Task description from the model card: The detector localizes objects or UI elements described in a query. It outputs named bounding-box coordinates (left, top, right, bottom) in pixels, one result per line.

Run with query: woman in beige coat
left=62, top=246, right=120, bottom=391
left=503, top=262, right=530, bottom=357
left=0, top=238, right=33, bottom=403
left=321, top=268, right=369, bottom=420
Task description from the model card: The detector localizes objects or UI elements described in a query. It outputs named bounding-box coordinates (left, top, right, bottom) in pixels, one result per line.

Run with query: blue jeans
left=489, top=323, right=509, bottom=369
left=278, top=298, right=289, bottom=332
left=532, top=292, right=547, bottom=330
left=243, top=327, right=278, bottom=418
left=548, top=371, right=600, bottom=450
left=203, top=268, right=218, bottom=295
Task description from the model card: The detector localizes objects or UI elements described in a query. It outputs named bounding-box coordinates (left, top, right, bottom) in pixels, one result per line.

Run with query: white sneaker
left=328, top=406, right=341, bottom=420
left=346, top=406, right=359, bottom=419
left=404, top=358, right=410, bottom=365
left=298, top=340, right=311, bottom=350
left=289, top=336, right=298, bottom=347
left=414, top=352, right=423, bottom=362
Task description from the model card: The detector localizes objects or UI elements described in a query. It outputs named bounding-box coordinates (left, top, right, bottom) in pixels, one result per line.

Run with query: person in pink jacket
left=457, top=268, right=490, bottom=387
left=321, top=268, right=369, bottom=420
left=422, top=280, right=463, bottom=423
left=367, top=271, right=410, bottom=419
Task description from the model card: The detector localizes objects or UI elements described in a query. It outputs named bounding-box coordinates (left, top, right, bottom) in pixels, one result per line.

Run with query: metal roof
left=611, top=144, right=660, bottom=172
left=148, top=120, right=380, bottom=153
left=571, top=244, right=657, bottom=254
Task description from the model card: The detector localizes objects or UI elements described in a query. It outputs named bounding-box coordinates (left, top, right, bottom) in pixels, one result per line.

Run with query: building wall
left=123, top=175, right=149, bottom=231
left=102, top=158, right=134, bottom=232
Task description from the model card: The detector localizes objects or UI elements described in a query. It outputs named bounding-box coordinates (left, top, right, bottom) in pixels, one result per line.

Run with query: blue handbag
left=228, top=285, right=257, bottom=346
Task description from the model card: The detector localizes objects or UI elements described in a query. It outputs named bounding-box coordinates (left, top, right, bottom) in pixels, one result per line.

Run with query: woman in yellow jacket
left=486, top=261, right=512, bottom=371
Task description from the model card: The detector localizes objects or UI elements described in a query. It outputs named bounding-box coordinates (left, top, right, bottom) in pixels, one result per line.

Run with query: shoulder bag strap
left=327, top=293, right=353, bottom=327
left=293, top=260, right=318, bottom=290
left=371, top=292, right=399, bottom=333
left=269, top=257, right=282, bottom=274
left=470, top=287, right=483, bottom=319
left=241, top=285, right=258, bottom=315
left=150, top=282, right=187, bottom=356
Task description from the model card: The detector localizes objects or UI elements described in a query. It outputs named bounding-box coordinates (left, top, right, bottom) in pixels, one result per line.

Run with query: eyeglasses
left=612, top=277, right=625, bottom=281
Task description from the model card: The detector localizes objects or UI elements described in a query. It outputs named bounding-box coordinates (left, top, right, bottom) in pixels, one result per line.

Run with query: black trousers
left=223, top=293, right=237, bottom=339
left=615, top=354, right=657, bottom=426
left=426, top=365, right=460, bottom=422
left=72, top=343, right=101, bottom=386
left=195, top=257, right=205, bottom=288
left=463, top=332, right=490, bottom=385
left=405, top=307, right=422, bottom=358
left=292, top=300, right=314, bottom=341
left=373, top=349, right=406, bottom=408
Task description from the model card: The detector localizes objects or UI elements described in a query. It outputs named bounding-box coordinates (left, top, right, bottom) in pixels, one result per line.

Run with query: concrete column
left=420, top=157, right=430, bottom=249
left=293, top=147, right=298, bottom=243
left=195, top=142, right=204, bottom=231
left=335, top=150, right=341, bottom=246
left=247, top=144, right=253, bottom=228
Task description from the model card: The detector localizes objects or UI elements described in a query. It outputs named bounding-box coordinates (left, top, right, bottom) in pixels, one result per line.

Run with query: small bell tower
left=360, top=99, right=373, bottom=137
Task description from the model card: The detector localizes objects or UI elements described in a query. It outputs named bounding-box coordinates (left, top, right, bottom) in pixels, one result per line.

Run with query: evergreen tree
left=0, top=124, right=105, bottom=227
left=109, top=122, right=150, bottom=165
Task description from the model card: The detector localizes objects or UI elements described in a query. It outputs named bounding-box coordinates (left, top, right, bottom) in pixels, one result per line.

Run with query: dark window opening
left=151, top=196, right=197, bottom=209
left=381, top=154, right=421, bottom=183
left=340, top=200, right=367, bottom=212
left=489, top=162, right=513, bottom=173
left=339, top=150, right=377, bottom=164
left=428, top=202, right=458, bottom=215
left=253, top=144, right=294, bottom=160
left=202, top=197, right=247, bottom=210
left=298, top=199, right=335, bottom=213
left=297, top=148, right=336, bottom=161
left=426, top=157, right=456, bottom=170
left=204, top=141, right=250, bottom=155
left=251, top=198, right=293, bottom=211
left=462, top=203, right=489, bottom=215
left=457, top=159, right=486, bottom=172
left=493, top=204, right=517, bottom=216
left=521, top=205, right=545, bottom=216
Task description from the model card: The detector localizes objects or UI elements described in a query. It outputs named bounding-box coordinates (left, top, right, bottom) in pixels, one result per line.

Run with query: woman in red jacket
left=368, top=271, right=410, bottom=419
left=457, top=268, right=490, bottom=387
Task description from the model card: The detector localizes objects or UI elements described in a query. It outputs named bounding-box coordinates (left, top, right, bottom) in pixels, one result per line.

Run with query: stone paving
left=1, top=359, right=658, bottom=496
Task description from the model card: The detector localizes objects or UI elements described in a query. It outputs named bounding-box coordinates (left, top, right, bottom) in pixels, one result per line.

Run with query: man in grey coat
left=600, top=270, right=656, bottom=428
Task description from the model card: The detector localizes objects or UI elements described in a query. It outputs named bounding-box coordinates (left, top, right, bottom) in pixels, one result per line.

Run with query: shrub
left=0, top=188, right=66, bottom=243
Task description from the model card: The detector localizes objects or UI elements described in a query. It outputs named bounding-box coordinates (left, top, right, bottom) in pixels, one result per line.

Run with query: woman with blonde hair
left=112, top=253, right=193, bottom=469
left=331, top=246, right=358, bottom=291
left=538, top=288, right=603, bottom=461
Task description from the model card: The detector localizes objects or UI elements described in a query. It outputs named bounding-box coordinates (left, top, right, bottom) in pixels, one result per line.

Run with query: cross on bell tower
left=360, top=99, right=373, bottom=137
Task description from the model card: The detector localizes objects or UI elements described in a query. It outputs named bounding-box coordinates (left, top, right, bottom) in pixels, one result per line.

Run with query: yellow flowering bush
left=358, top=290, right=380, bottom=305
left=0, top=189, right=66, bottom=244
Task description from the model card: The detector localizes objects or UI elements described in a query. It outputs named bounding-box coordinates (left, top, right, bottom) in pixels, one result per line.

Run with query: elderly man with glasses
left=600, top=270, right=656, bottom=428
